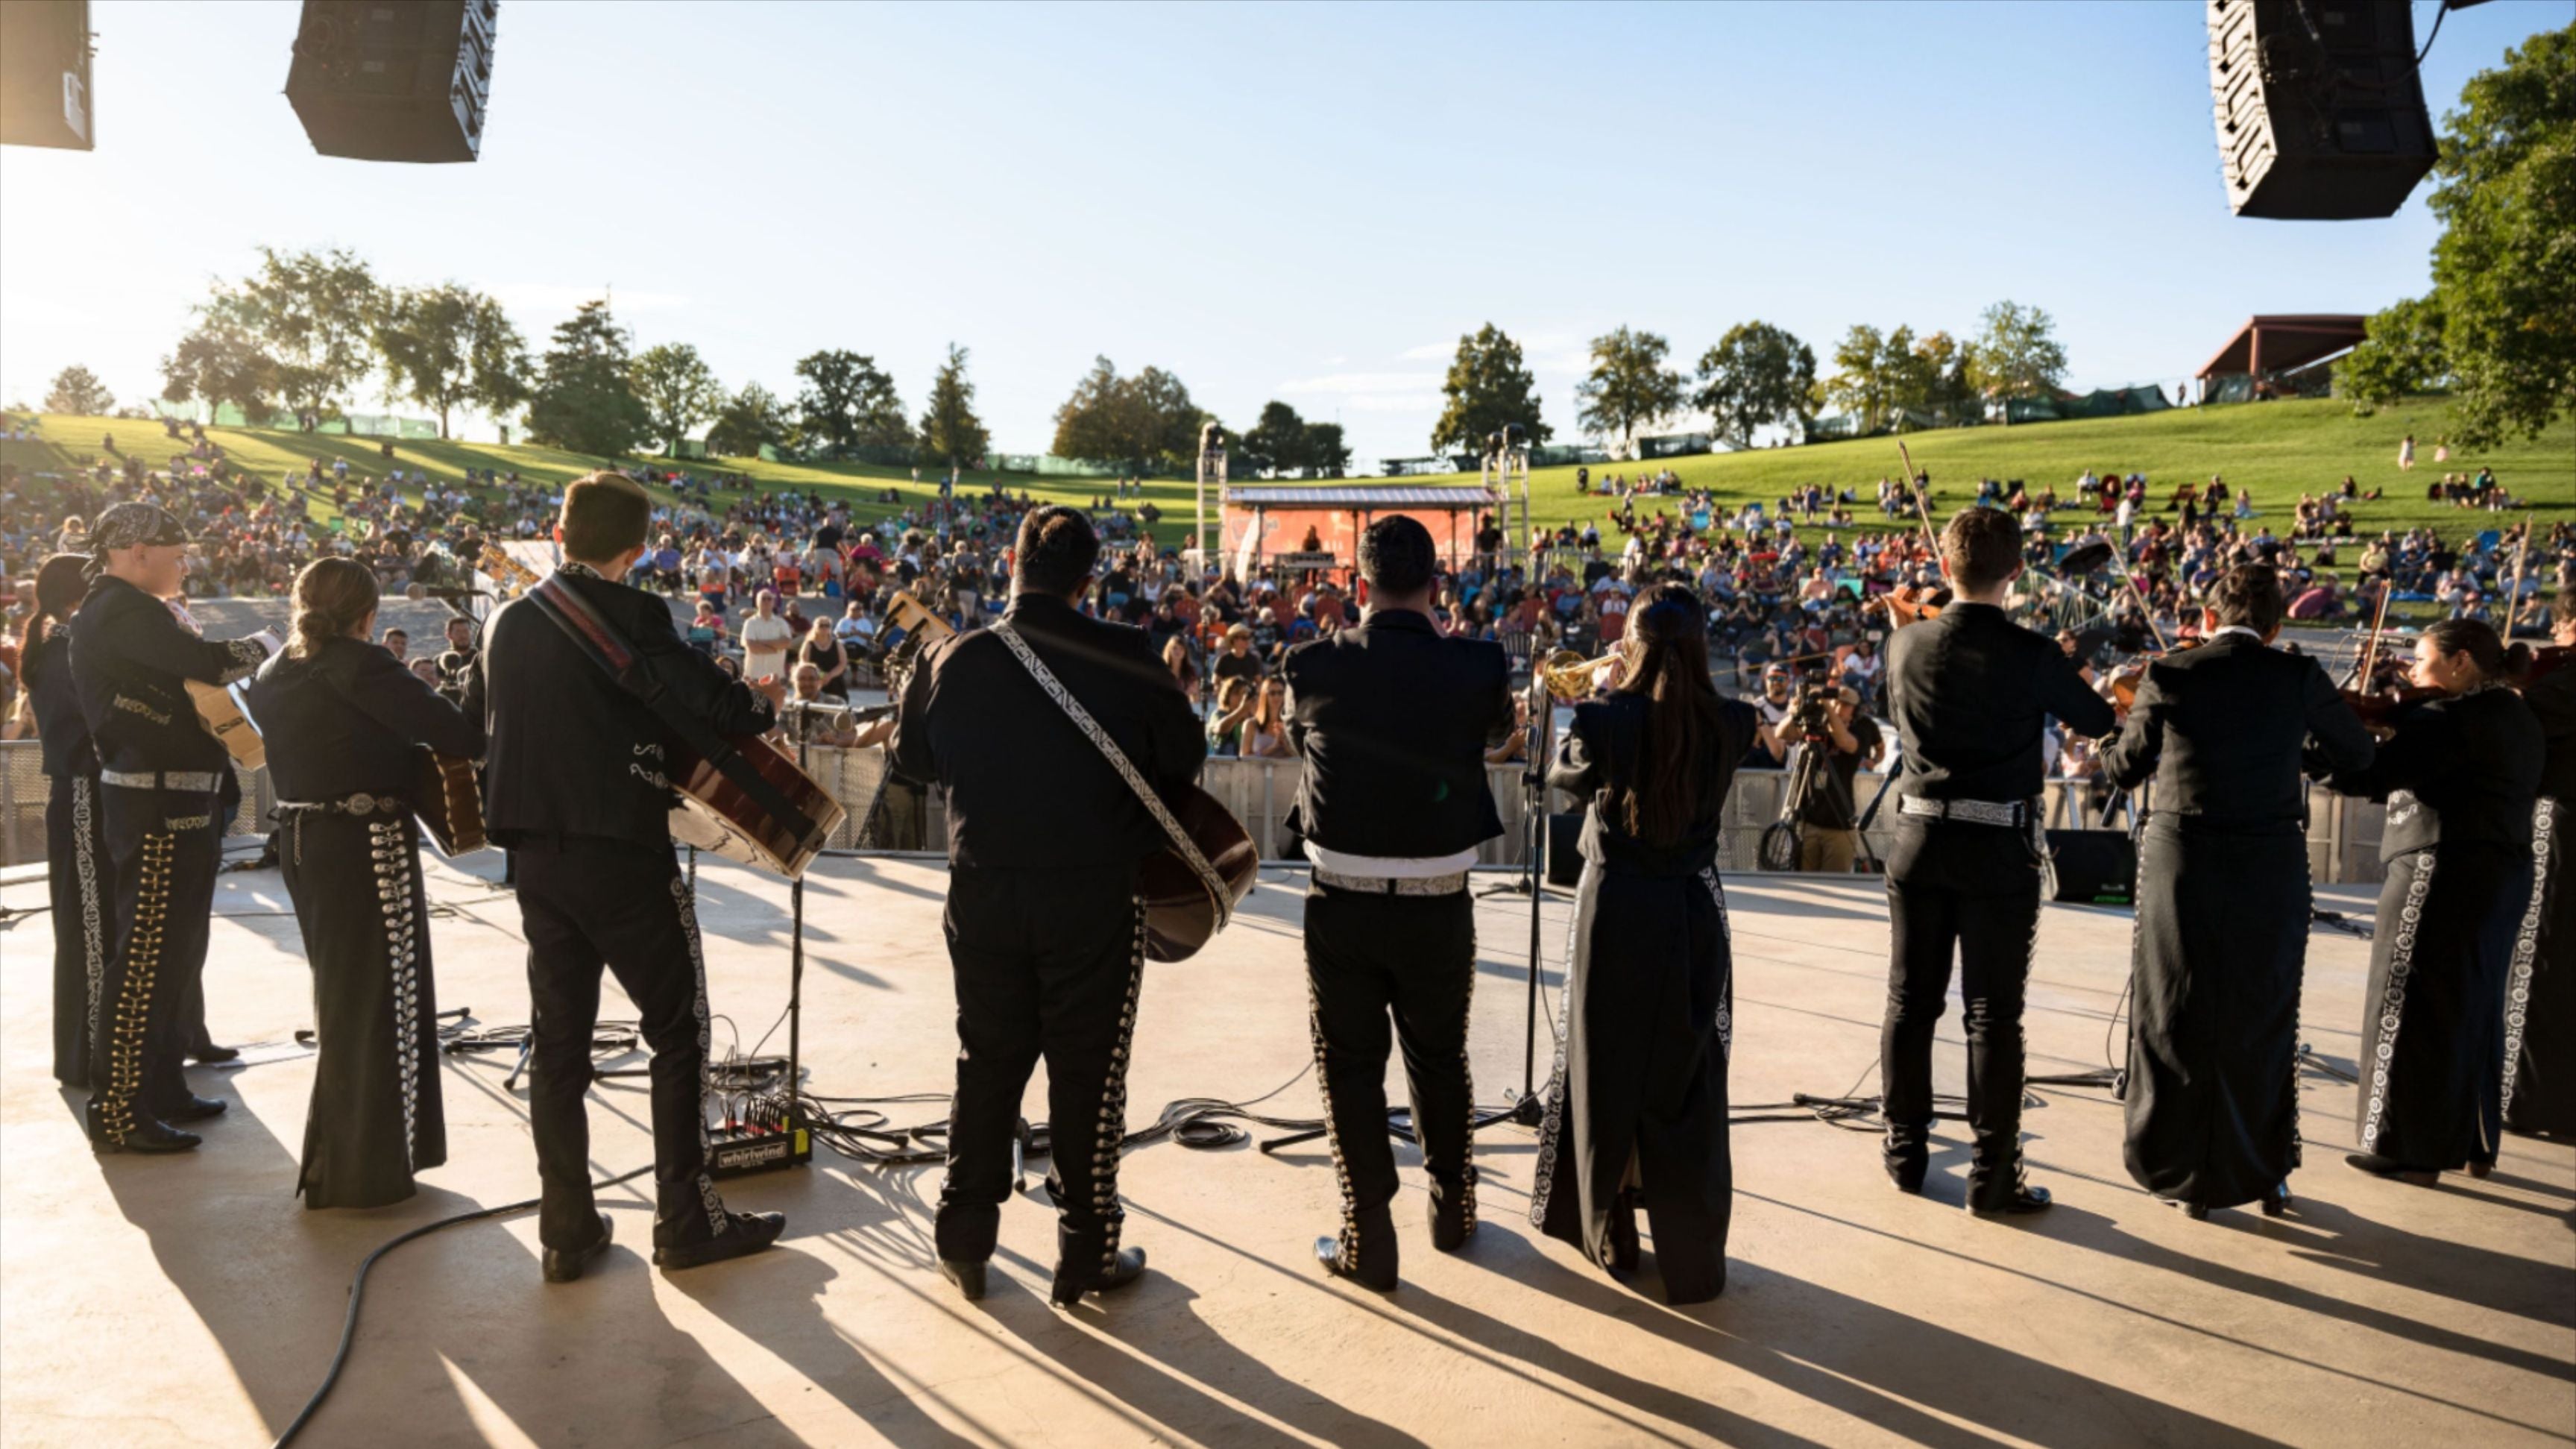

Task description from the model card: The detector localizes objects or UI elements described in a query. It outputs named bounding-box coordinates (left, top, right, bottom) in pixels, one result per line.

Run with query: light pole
left=1481, top=423, right=1531, bottom=554
left=1195, top=421, right=1229, bottom=568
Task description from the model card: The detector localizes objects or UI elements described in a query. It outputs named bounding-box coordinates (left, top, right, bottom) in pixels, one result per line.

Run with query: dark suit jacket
left=2100, top=631, right=2375, bottom=830
left=68, top=576, right=268, bottom=777
left=1281, top=608, right=1516, bottom=858
left=466, top=568, right=775, bottom=849
left=1885, top=601, right=2115, bottom=805
left=248, top=635, right=483, bottom=802
left=891, top=593, right=1205, bottom=870
left=2327, top=685, right=2544, bottom=859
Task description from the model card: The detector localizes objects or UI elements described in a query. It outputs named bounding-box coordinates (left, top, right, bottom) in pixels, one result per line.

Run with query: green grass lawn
left=3, top=395, right=2566, bottom=551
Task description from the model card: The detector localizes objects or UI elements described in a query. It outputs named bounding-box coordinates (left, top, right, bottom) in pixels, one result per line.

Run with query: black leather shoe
left=940, top=1258, right=988, bottom=1301
left=1052, top=1246, right=1147, bottom=1307
left=187, top=1043, right=242, bottom=1065
left=1885, top=1154, right=1927, bottom=1195
left=156, top=1093, right=227, bottom=1124
left=1967, top=1179, right=2053, bottom=1217
left=2345, top=1152, right=2438, bottom=1186
left=1316, top=1204, right=1396, bottom=1292
left=1427, top=1169, right=1478, bottom=1252
left=544, top=1213, right=614, bottom=1284
left=2261, top=1182, right=2292, bottom=1218
left=653, top=1210, right=785, bottom=1272
left=86, top=1102, right=200, bottom=1154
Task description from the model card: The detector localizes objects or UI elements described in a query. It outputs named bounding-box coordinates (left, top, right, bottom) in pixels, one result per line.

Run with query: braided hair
left=285, top=557, right=381, bottom=660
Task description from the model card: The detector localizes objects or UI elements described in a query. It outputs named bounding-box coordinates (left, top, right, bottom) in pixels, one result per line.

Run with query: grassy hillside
left=3, top=395, right=2566, bottom=548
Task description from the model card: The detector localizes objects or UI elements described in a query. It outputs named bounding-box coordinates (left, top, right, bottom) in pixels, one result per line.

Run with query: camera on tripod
left=1786, top=665, right=1839, bottom=745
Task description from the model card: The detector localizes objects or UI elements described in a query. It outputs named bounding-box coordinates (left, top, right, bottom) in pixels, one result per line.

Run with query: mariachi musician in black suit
left=2100, top=565, right=2375, bottom=1219
left=1878, top=507, right=2117, bottom=1216
left=69, top=503, right=275, bottom=1154
left=25, top=553, right=113, bottom=1087
left=1282, top=515, right=1516, bottom=1291
left=247, top=559, right=484, bottom=1210
left=466, top=472, right=785, bottom=1283
left=2323, top=617, right=2543, bottom=1186
left=2504, top=586, right=2576, bottom=1139
left=892, top=505, right=1205, bottom=1307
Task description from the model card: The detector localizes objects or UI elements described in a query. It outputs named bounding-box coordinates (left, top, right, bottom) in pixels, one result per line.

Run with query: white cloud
left=1321, top=354, right=1348, bottom=365
left=1398, top=342, right=1453, bottom=361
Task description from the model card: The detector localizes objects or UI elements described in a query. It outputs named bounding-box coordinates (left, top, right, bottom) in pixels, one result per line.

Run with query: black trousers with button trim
left=1303, top=882, right=1478, bottom=1230
left=92, top=786, right=223, bottom=1137
left=936, top=863, right=1145, bottom=1280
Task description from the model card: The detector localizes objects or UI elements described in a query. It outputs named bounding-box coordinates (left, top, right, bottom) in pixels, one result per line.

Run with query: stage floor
left=2, top=854, right=2570, bottom=1448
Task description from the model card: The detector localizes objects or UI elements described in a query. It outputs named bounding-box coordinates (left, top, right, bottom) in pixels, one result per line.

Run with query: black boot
left=544, top=1213, right=614, bottom=1283
left=939, top=1258, right=988, bottom=1301
left=86, top=1101, right=199, bottom=1154
left=1883, top=1126, right=1928, bottom=1195
left=1967, top=1163, right=2053, bottom=1217
left=1051, top=1246, right=1146, bottom=1307
left=154, top=1093, right=228, bottom=1123
left=186, top=1043, right=241, bottom=1065
left=1426, top=1167, right=1478, bottom=1252
left=652, top=1210, right=784, bottom=1272
left=1317, top=1203, right=1396, bottom=1292
left=2344, top=1152, right=2438, bottom=1186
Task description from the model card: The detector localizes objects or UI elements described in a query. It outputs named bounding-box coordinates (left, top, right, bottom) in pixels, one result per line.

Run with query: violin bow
left=2503, top=514, right=2532, bottom=634
left=2352, top=582, right=2393, bottom=690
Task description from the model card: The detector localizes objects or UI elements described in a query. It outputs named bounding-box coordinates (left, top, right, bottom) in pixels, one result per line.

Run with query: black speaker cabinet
left=286, top=0, right=498, bottom=163
left=0, top=0, right=93, bottom=151
left=2208, top=0, right=2437, bottom=219
left=2047, top=830, right=2138, bottom=907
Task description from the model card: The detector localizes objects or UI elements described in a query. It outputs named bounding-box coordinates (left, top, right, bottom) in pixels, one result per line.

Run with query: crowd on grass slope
left=1, top=411, right=2568, bottom=752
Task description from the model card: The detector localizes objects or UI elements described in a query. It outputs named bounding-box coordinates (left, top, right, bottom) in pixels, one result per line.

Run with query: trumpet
left=480, top=542, right=541, bottom=597
left=1537, top=647, right=1624, bottom=702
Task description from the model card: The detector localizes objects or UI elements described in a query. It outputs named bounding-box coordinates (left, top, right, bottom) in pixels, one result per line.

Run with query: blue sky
left=0, top=0, right=2562, bottom=467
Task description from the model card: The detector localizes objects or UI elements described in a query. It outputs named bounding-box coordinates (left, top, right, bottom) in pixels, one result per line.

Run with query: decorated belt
left=274, top=792, right=411, bottom=817
left=100, top=769, right=222, bottom=793
left=1898, top=796, right=2029, bottom=828
left=1312, top=867, right=1469, bottom=896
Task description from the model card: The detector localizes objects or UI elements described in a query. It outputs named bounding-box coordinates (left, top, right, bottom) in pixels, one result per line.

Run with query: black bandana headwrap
left=83, top=503, right=189, bottom=579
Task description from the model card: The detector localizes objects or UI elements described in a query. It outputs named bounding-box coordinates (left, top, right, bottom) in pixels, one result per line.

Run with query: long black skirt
left=45, top=773, right=114, bottom=1087
left=2504, top=798, right=2573, bottom=1138
left=280, top=811, right=446, bottom=1208
left=2122, top=815, right=2308, bottom=1210
left=1532, top=861, right=1733, bottom=1304
left=2358, top=841, right=2530, bottom=1172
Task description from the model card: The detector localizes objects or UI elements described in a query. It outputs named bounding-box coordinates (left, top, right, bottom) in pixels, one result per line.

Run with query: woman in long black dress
left=25, top=555, right=115, bottom=1086
left=2325, top=618, right=2543, bottom=1185
left=2099, top=565, right=2375, bottom=1219
left=245, top=559, right=483, bottom=1208
left=1531, top=584, right=1762, bottom=1303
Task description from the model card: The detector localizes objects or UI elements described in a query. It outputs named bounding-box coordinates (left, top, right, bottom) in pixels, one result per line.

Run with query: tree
left=43, top=365, right=113, bottom=416
left=1239, top=400, right=1310, bottom=477
left=916, top=343, right=989, bottom=468
left=629, top=343, right=724, bottom=456
left=1049, top=356, right=1205, bottom=470
left=2413, top=27, right=2575, bottom=446
left=1429, top=324, right=1552, bottom=454
left=225, top=246, right=382, bottom=417
left=1820, top=324, right=1895, bottom=433
left=160, top=318, right=283, bottom=422
left=523, top=299, right=650, bottom=459
left=1303, top=421, right=1352, bottom=479
left=1691, top=321, right=1815, bottom=447
left=706, top=382, right=793, bottom=457
left=791, top=350, right=910, bottom=458
left=2334, top=295, right=2450, bottom=412
left=1964, top=299, right=2068, bottom=402
left=373, top=283, right=530, bottom=438
left=1574, top=326, right=1684, bottom=450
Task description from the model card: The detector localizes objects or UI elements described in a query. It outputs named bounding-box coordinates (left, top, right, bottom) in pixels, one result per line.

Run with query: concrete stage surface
left=2, top=855, right=2569, bottom=1448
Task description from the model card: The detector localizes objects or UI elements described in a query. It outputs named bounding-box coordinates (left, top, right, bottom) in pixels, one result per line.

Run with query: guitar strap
left=525, top=573, right=818, bottom=842
left=989, top=620, right=1233, bottom=931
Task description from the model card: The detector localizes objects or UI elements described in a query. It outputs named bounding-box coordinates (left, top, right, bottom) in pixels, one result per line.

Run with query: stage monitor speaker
left=286, top=0, right=497, bottom=164
left=1546, top=811, right=1585, bottom=889
left=2207, top=0, right=2437, bottom=219
left=2045, top=830, right=2137, bottom=907
left=0, top=0, right=93, bottom=151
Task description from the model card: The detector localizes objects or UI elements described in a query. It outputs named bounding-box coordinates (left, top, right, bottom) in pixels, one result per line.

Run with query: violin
left=2510, top=643, right=2574, bottom=685
left=1865, top=582, right=1950, bottom=628
left=2341, top=682, right=2445, bottom=730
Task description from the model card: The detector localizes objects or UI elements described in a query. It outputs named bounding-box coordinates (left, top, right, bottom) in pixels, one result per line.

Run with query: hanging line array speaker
left=285, top=0, right=497, bottom=164
left=2207, top=0, right=2439, bottom=220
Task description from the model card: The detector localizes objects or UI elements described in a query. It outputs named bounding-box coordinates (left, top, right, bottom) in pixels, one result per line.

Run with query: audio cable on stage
left=271, top=1163, right=651, bottom=1449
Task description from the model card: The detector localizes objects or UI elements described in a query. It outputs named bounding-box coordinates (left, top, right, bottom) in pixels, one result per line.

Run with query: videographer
left=1792, top=684, right=1884, bottom=873
left=1742, top=661, right=1795, bottom=768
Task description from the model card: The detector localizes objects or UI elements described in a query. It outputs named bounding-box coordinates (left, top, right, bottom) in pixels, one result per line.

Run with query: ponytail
left=285, top=557, right=380, bottom=659
left=21, top=554, right=91, bottom=691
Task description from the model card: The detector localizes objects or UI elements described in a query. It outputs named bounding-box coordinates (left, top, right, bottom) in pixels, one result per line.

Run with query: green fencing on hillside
left=2005, top=386, right=2175, bottom=425
left=151, top=398, right=438, bottom=439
